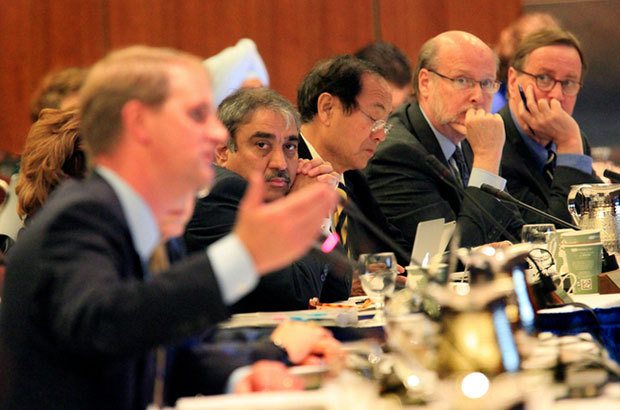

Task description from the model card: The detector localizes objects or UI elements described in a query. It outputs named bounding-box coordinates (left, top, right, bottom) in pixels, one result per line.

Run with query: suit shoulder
left=207, top=167, right=247, bottom=199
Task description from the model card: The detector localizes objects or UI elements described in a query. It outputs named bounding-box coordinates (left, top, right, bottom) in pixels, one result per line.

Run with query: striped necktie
left=543, top=148, right=557, bottom=185
left=450, top=146, right=469, bottom=188
left=333, top=183, right=349, bottom=255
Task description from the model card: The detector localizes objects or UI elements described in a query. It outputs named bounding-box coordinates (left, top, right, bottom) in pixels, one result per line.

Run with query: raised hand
left=290, top=158, right=340, bottom=193
left=465, top=108, right=506, bottom=175
left=517, top=85, right=582, bottom=154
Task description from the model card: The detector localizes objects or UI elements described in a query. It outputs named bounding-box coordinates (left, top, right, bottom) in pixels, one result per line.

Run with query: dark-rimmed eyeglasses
left=514, top=68, right=582, bottom=96
left=428, top=70, right=500, bottom=95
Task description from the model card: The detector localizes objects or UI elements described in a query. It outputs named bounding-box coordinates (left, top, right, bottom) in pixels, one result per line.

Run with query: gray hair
left=412, top=38, right=440, bottom=99
left=217, top=87, right=300, bottom=151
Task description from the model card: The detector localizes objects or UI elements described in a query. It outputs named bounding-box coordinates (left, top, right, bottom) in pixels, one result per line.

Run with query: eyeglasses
left=428, top=70, right=500, bottom=94
left=514, top=68, right=582, bottom=96
left=358, top=108, right=392, bottom=134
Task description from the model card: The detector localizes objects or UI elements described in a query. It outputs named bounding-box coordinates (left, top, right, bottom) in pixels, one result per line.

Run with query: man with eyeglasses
left=366, top=31, right=523, bottom=250
left=500, top=27, right=600, bottom=224
left=296, top=55, right=410, bottom=265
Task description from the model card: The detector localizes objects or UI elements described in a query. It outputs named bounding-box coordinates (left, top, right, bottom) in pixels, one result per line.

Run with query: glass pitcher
left=568, top=183, right=620, bottom=254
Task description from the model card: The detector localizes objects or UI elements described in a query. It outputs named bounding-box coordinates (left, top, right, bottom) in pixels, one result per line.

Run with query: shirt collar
left=419, top=105, right=459, bottom=161
left=96, top=166, right=160, bottom=262
left=508, top=106, right=556, bottom=170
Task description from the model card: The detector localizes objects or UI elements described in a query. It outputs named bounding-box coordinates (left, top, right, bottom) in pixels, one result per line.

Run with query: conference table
left=168, top=292, right=620, bottom=409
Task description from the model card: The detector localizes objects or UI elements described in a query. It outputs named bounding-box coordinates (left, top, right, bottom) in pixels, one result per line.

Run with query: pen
left=518, top=84, right=536, bottom=136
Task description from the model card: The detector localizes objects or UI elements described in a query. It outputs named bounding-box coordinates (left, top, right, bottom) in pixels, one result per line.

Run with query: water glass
left=358, top=252, right=398, bottom=321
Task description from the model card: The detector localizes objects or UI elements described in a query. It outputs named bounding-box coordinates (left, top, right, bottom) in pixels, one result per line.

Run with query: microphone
left=424, top=155, right=520, bottom=243
left=603, top=169, right=620, bottom=183
left=479, top=183, right=580, bottom=230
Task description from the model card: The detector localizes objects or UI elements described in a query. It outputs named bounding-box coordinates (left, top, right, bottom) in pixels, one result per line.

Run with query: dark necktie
left=543, top=147, right=557, bottom=185
left=451, top=146, right=469, bottom=188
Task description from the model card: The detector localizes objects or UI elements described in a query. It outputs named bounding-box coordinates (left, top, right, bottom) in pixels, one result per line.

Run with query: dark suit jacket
left=364, top=102, right=523, bottom=250
left=298, top=138, right=410, bottom=265
left=499, top=105, right=601, bottom=224
left=184, top=166, right=351, bottom=312
left=0, top=174, right=229, bottom=410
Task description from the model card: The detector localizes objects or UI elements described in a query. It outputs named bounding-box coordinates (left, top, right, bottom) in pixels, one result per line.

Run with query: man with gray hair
left=365, top=31, right=523, bottom=250
left=185, top=87, right=351, bottom=312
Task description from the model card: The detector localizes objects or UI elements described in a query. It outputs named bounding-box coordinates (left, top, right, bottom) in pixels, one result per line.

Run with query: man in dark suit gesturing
left=0, top=46, right=337, bottom=410
left=365, top=31, right=523, bottom=250
left=185, top=87, right=351, bottom=312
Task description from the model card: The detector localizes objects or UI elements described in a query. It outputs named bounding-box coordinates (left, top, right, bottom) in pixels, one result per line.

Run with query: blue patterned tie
left=451, top=146, right=469, bottom=188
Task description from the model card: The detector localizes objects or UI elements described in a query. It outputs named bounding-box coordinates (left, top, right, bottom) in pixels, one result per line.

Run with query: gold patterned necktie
left=333, top=183, right=349, bottom=256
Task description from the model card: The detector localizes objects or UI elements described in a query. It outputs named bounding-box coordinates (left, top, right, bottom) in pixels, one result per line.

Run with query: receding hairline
left=433, top=31, right=497, bottom=67
left=234, top=106, right=299, bottom=137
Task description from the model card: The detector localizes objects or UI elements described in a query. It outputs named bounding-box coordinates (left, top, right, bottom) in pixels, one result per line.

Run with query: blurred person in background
left=0, top=67, right=88, bottom=241
left=204, top=38, right=270, bottom=106
left=355, top=42, right=413, bottom=111
left=16, top=108, right=86, bottom=224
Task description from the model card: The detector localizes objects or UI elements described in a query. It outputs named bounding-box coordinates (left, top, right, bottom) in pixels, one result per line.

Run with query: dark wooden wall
left=0, top=0, right=520, bottom=155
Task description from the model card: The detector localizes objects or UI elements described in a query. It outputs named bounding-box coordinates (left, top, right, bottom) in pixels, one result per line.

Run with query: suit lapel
left=407, top=103, right=451, bottom=167
left=90, top=171, right=147, bottom=281
left=407, top=103, right=463, bottom=202
left=500, top=106, right=549, bottom=197
left=298, top=135, right=312, bottom=160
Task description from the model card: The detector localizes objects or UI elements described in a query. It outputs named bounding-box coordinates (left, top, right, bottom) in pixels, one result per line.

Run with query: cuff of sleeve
left=557, top=153, right=593, bottom=174
left=207, top=233, right=259, bottom=305
left=468, top=168, right=506, bottom=190
left=225, top=365, right=252, bottom=394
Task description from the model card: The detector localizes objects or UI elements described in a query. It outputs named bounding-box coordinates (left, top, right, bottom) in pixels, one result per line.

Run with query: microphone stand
left=604, top=169, right=620, bottom=183
left=479, top=183, right=580, bottom=230
left=425, top=156, right=519, bottom=243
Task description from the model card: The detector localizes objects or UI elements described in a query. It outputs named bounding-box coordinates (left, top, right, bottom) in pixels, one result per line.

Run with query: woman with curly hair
left=16, top=108, right=86, bottom=222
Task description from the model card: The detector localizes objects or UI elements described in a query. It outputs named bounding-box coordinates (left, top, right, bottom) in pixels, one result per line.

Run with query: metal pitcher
left=568, top=183, right=620, bottom=254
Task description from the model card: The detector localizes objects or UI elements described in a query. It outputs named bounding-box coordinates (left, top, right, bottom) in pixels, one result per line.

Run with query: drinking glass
left=521, top=224, right=556, bottom=280
left=521, top=224, right=556, bottom=245
left=358, top=252, right=398, bottom=322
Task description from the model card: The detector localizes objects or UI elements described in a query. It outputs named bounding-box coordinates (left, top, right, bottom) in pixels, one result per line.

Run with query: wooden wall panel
left=379, top=0, right=521, bottom=68
left=0, top=0, right=520, bottom=156
left=101, top=0, right=374, bottom=107
left=0, top=0, right=105, bottom=155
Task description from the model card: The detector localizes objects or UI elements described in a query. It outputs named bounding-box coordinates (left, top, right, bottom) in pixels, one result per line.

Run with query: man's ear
left=507, top=67, right=518, bottom=99
left=316, top=92, right=334, bottom=126
left=121, top=100, right=150, bottom=144
left=418, top=68, right=431, bottom=100
left=215, top=142, right=230, bottom=165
